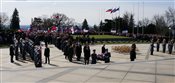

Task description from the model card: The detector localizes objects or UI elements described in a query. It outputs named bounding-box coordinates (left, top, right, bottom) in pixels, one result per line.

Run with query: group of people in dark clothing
left=9, top=32, right=50, bottom=67
left=9, top=31, right=174, bottom=67
left=54, top=33, right=111, bottom=65
left=150, top=38, right=174, bottom=55
left=9, top=36, right=28, bottom=63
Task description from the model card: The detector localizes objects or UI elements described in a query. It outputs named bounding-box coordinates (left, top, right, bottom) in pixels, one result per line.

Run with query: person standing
left=174, top=40, right=175, bottom=51
left=9, top=44, right=15, bottom=63
left=130, top=43, right=136, bottom=61
left=22, top=40, right=26, bottom=60
left=83, top=44, right=90, bottom=65
left=104, top=49, right=111, bottom=63
left=150, top=39, right=155, bottom=55
left=162, top=39, right=166, bottom=53
left=91, top=49, right=97, bottom=64
left=101, top=44, right=105, bottom=54
left=68, top=44, right=74, bottom=62
left=156, top=38, right=160, bottom=52
left=172, top=39, right=175, bottom=51
left=15, top=40, right=19, bottom=60
left=19, top=38, right=23, bottom=55
left=64, top=42, right=69, bottom=59
left=44, top=45, right=50, bottom=64
left=75, top=42, right=82, bottom=61
left=168, top=40, right=173, bottom=54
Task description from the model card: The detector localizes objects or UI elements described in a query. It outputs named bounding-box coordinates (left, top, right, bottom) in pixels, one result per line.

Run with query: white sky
left=1, top=0, right=175, bottom=26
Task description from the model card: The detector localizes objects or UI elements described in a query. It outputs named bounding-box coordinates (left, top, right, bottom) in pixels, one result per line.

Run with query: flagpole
left=119, top=7, right=120, bottom=34
left=142, top=1, right=144, bottom=35
left=137, top=2, right=139, bottom=35
left=132, top=3, right=135, bottom=35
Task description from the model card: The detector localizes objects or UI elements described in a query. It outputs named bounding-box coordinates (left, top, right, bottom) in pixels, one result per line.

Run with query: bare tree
left=165, top=7, right=175, bottom=26
left=123, top=12, right=130, bottom=26
left=153, top=15, right=168, bottom=35
left=39, top=15, right=53, bottom=30
left=0, top=13, right=8, bottom=29
left=51, top=13, right=74, bottom=27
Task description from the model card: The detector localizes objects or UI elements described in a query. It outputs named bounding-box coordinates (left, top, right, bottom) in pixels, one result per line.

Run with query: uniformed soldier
left=15, top=40, right=19, bottom=60
left=150, top=39, right=154, bottom=55
left=56, top=37, right=61, bottom=49
left=91, top=49, right=97, bottom=64
left=168, top=40, right=173, bottom=54
left=83, top=44, right=90, bottom=65
left=64, top=42, right=69, bottom=59
left=75, top=42, right=82, bottom=61
left=156, top=39, right=160, bottom=52
left=9, top=44, right=15, bottom=63
left=68, top=44, right=74, bottom=62
left=21, top=40, right=26, bottom=60
left=162, top=39, right=166, bottom=53
left=34, top=45, right=42, bottom=67
left=19, top=38, right=23, bottom=55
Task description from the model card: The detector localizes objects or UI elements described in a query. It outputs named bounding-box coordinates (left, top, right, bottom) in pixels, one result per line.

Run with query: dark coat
left=68, top=46, right=74, bottom=62
left=130, top=50, right=136, bottom=59
left=104, top=52, right=111, bottom=63
left=44, top=47, right=50, bottom=57
left=10, top=45, right=14, bottom=56
left=84, top=46, right=90, bottom=59
left=168, top=42, right=173, bottom=54
left=150, top=43, right=154, bottom=51
left=102, top=46, right=105, bottom=53
left=76, top=45, right=82, bottom=55
left=91, top=53, right=97, bottom=64
left=68, top=46, right=74, bottom=57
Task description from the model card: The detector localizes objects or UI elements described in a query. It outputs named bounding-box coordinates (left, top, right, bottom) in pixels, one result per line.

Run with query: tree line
left=0, top=7, right=175, bottom=37
left=92, top=7, right=175, bottom=36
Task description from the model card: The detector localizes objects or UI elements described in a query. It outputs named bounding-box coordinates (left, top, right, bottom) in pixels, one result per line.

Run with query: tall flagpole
left=137, top=2, right=139, bottom=35
left=132, top=3, right=135, bottom=35
left=119, top=7, right=121, bottom=34
left=142, top=1, right=144, bottom=35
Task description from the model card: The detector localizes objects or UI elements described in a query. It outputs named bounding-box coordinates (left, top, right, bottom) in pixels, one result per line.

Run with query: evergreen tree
left=10, top=8, right=20, bottom=30
left=93, top=24, right=98, bottom=31
left=82, top=19, right=89, bottom=30
left=99, top=20, right=103, bottom=32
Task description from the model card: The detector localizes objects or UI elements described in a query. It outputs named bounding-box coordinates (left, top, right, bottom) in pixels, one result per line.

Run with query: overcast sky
left=1, top=0, right=175, bottom=26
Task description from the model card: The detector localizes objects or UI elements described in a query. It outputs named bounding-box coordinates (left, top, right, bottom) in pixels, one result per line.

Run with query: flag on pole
left=106, top=8, right=112, bottom=12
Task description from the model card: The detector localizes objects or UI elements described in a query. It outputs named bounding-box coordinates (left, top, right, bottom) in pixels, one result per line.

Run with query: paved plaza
left=0, top=44, right=175, bottom=83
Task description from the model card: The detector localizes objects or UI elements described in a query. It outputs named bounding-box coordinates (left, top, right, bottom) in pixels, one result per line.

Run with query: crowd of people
left=54, top=33, right=111, bottom=65
left=9, top=32, right=43, bottom=67
left=8, top=32, right=111, bottom=67
left=7, top=31, right=175, bottom=67
left=149, top=38, right=174, bottom=55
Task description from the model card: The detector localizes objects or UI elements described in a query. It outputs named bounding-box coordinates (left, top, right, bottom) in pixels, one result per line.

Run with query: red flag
left=51, top=26, right=57, bottom=30
left=106, top=9, right=112, bottom=12
left=17, top=29, right=22, bottom=32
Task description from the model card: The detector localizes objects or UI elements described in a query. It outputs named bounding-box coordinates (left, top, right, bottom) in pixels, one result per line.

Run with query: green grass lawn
left=0, top=44, right=9, bottom=48
left=73, top=35, right=129, bottom=39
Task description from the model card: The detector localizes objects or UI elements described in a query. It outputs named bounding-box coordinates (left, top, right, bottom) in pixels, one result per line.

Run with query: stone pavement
left=0, top=44, right=175, bottom=83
